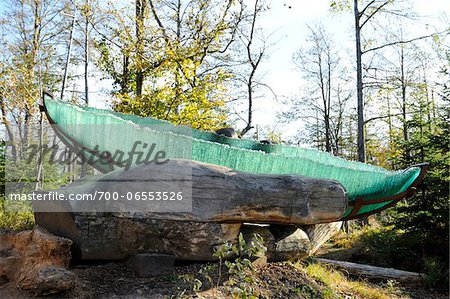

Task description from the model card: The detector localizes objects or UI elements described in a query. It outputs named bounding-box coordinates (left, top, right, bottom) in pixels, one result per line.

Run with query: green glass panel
left=44, top=98, right=421, bottom=218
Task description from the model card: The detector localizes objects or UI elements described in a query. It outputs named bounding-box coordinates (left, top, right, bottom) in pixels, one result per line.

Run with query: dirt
left=1, top=260, right=448, bottom=299
left=0, top=260, right=326, bottom=299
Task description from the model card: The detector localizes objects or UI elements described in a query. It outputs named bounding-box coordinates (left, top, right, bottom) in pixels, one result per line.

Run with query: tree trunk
left=135, top=0, right=146, bottom=96
left=81, top=0, right=90, bottom=178
left=354, top=0, right=365, bottom=163
left=240, top=0, right=263, bottom=137
left=34, top=112, right=44, bottom=191
left=122, top=54, right=130, bottom=94
left=61, top=12, right=76, bottom=100
left=0, top=98, right=17, bottom=159
left=354, top=0, right=369, bottom=225
left=84, top=0, right=89, bottom=105
left=400, top=46, right=408, bottom=143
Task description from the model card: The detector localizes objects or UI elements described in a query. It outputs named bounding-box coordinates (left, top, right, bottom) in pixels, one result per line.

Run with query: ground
left=1, top=258, right=447, bottom=299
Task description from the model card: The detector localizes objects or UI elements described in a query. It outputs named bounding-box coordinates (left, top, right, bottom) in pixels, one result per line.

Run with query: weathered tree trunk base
left=316, top=258, right=424, bottom=283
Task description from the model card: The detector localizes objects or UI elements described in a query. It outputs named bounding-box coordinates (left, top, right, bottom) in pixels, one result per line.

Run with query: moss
left=0, top=197, right=35, bottom=231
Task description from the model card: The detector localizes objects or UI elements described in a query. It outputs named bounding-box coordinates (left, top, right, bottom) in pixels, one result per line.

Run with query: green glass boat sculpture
left=41, top=93, right=427, bottom=221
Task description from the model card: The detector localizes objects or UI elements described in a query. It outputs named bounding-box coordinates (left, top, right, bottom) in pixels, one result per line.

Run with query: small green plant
left=0, top=199, right=34, bottom=230
left=176, top=233, right=266, bottom=297
left=0, top=142, right=35, bottom=231
left=293, top=284, right=321, bottom=298
left=320, top=288, right=336, bottom=299
left=213, top=232, right=267, bottom=298
left=198, top=263, right=217, bottom=287
left=178, top=274, right=202, bottom=292
left=423, top=257, right=444, bottom=289
left=213, top=236, right=235, bottom=288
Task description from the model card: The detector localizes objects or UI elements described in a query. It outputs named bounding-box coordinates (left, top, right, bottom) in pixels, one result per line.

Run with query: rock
left=31, top=266, right=77, bottom=295
left=35, top=211, right=242, bottom=261
left=240, top=225, right=309, bottom=262
left=215, top=127, right=238, bottom=138
left=240, top=223, right=341, bottom=261
left=251, top=256, right=268, bottom=267
left=32, top=211, right=341, bottom=263
left=128, top=253, right=175, bottom=277
left=302, top=222, right=342, bottom=254
left=271, top=229, right=310, bottom=261
left=268, top=224, right=298, bottom=241
left=0, top=227, right=76, bottom=295
left=240, top=224, right=276, bottom=260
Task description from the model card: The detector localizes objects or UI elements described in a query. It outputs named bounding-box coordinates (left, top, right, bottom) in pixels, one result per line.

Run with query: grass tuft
left=296, top=261, right=407, bottom=299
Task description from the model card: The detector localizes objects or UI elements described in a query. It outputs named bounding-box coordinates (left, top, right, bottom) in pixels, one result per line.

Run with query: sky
left=2, top=0, right=446, bottom=141
left=89, top=0, right=450, bottom=140
left=239, top=0, right=450, bottom=140
left=88, top=1, right=344, bottom=120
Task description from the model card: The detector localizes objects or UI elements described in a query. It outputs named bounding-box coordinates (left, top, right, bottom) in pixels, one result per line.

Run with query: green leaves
left=211, top=233, right=267, bottom=298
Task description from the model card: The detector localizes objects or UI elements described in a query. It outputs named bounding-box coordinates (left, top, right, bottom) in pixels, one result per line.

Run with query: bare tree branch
left=363, top=30, right=449, bottom=54
left=360, top=0, right=390, bottom=29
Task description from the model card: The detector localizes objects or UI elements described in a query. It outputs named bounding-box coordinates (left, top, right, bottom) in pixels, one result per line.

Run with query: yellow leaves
left=0, top=62, right=40, bottom=121
left=109, top=0, right=238, bottom=131
left=113, top=73, right=230, bottom=132
left=329, top=0, right=352, bottom=12
left=166, top=48, right=176, bottom=58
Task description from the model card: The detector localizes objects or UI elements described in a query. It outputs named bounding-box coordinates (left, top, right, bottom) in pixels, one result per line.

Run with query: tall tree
left=349, top=0, right=401, bottom=162
left=135, top=0, right=146, bottom=96
left=61, top=8, right=76, bottom=100
left=83, top=0, right=91, bottom=105
left=389, top=77, right=449, bottom=288
left=288, top=23, right=351, bottom=155
left=236, top=0, right=268, bottom=136
left=97, top=0, right=244, bottom=130
left=0, top=0, right=67, bottom=141
left=331, top=0, right=446, bottom=162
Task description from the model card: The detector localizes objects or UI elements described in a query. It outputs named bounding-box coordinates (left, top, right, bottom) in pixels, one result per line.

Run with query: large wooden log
left=316, top=258, right=424, bottom=284
left=34, top=159, right=348, bottom=225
